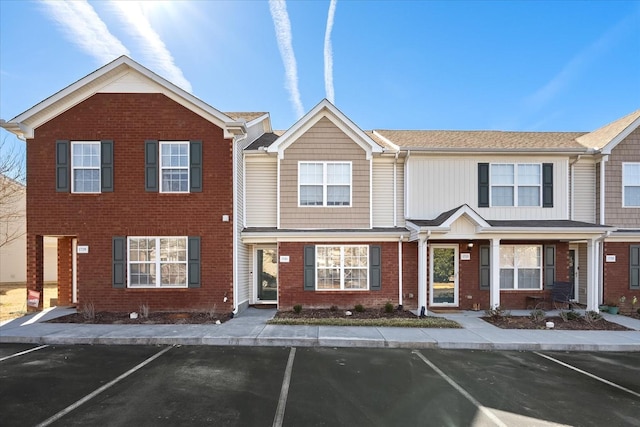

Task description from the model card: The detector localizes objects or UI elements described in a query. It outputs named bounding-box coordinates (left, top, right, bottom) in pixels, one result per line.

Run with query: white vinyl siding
left=245, top=158, right=277, bottom=227
left=406, top=155, right=568, bottom=220
left=572, top=160, right=596, bottom=222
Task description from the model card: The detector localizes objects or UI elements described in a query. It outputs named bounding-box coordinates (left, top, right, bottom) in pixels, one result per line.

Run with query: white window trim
left=490, top=163, right=542, bottom=207
left=127, top=236, right=188, bottom=288
left=298, top=161, right=352, bottom=207
left=499, top=245, right=543, bottom=290
left=71, top=141, right=101, bottom=194
left=315, top=245, right=369, bottom=291
left=622, top=162, right=640, bottom=208
left=159, top=141, right=190, bottom=193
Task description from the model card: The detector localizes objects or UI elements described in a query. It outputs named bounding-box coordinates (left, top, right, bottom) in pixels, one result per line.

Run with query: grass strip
left=267, top=317, right=461, bottom=328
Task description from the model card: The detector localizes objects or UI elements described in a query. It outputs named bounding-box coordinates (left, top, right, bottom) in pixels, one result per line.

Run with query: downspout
left=595, top=230, right=612, bottom=308
left=398, top=234, right=403, bottom=309
left=393, top=151, right=399, bottom=227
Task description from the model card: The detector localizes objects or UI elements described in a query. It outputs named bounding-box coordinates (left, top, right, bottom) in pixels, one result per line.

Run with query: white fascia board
left=371, top=130, right=400, bottom=151
left=477, top=227, right=614, bottom=235
left=267, top=99, right=383, bottom=159
left=397, top=147, right=588, bottom=154
left=241, top=230, right=406, bottom=244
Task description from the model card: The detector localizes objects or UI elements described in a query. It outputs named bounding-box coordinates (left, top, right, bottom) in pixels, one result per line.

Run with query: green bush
left=293, top=304, right=302, bottom=314
left=529, top=309, right=545, bottom=322
left=384, top=302, right=394, bottom=313
left=354, top=304, right=365, bottom=313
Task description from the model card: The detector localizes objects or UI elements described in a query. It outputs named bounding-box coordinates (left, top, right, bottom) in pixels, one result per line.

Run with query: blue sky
left=1, top=0, right=639, bottom=159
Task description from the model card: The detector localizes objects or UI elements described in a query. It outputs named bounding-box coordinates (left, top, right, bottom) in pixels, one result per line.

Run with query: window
left=623, top=163, right=640, bottom=207
left=316, top=245, right=368, bottom=290
left=160, top=142, right=189, bottom=192
left=299, top=162, right=351, bottom=206
left=499, top=245, right=542, bottom=290
left=71, top=141, right=100, bottom=193
left=128, top=237, right=187, bottom=288
left=491, top=164, right=541, bottom=207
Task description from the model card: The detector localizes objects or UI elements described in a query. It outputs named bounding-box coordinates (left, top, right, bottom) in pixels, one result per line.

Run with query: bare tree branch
left=0, top=136, right=26, bottom=247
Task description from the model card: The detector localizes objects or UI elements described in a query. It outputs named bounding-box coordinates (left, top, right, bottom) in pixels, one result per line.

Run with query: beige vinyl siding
left=605, top=128, right=640, bottom=227
left=396, top=161, right=405, bottom=227
left=280, top=117, right=370, bottom=229
left=372, top=159, right=394, bottom=227
left=245, top=158, right=277, bottom=227
left=406, top=155, right=569, bottom=220
left=572, top=159, right=596, bottom=223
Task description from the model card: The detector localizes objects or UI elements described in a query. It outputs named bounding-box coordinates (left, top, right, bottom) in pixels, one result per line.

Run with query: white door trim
left=253, top=245, right=278, bottom=304
left=429, top=244, right=459, bottom=307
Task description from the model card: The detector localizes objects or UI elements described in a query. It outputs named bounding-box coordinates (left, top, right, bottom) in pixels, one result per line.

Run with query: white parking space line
left=272, top=347, right=296, bottom=427
left=0, top=345, right=49, bottom=362
left=413, top=350, right=508, bottom=427
left=534, top=352, right=640, bottom=399
left=35, top=345, right=174, bottom=427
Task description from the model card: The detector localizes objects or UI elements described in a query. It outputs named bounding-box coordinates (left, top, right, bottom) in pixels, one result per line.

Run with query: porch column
left=26, top=234, right=44, bottom=311
left=490, top=238, right=501, bottom=309
left=417, top=235, right=428, bottom=316
left=586, top=237, right=599, bottom=311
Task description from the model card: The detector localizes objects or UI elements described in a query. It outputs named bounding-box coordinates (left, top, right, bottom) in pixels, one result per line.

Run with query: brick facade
left=27, top=93, right=234, bottom=312
left=603, top=242, right=639, bottom=312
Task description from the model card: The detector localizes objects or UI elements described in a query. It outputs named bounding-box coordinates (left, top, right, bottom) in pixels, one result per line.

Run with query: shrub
left=81, top=301, right=95, bottom=322
left=139, top=303, right=150, bottom=319
left=293, top=304, right=302, bottom=314
left=584, top=310, right=602, bottom=323
left=384, top=302, right=394, bottom=313
left=354, top=304, right=365, bottom=313
left=559, top=310, right=582, bottom=322
left=529, top=309, right=545, bottom=322
left=485, top=306, right=510, bottom=319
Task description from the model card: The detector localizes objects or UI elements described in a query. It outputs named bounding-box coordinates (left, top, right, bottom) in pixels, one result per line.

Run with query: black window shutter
left=303, top=246, right=315, bottom=291
left=56, top=140, right=70, bottom=192
left=101, top=140, right=114, bottom=192
left=631, top=245, right=640, bottom=290
left=542, top=163, right=553, bottom=208
left=190, top=140, right=202, bottom=192
left=479, top=245, right=491, bottom=289
left=370, top=245, right=382, bottom=291
left=188, top=237, right=201, bottom=288
left=544, top=245, right=556, bottom=289
left=113, top=236, right=126, bottom=288
left=145, top=140, right=158, bottom=192
left=478, top=163, right=489, bottom=207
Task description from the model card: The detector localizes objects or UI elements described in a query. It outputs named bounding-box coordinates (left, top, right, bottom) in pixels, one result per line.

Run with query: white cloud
left=110, top=1, right=192, bottom=92
left=269, top=0, right=304, bottom=118
left=40, top=0, right=129, bottom=64
left=324, top=0, right=337, bottom=104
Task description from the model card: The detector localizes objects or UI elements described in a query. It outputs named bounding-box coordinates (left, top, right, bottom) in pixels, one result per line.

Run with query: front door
left=256, top=248, right=278, bottom=302
left=430, top=245, right=459, bottom=306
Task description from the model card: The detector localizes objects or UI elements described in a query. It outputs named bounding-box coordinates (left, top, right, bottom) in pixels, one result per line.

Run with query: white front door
left=430, top=245, right=459, bottom=307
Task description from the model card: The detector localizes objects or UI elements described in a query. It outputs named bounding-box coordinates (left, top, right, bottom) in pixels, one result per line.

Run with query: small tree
left=0, top=136, right=26, bottom=247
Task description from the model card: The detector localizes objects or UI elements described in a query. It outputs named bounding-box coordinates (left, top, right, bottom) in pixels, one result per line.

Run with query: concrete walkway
left=1, top=307, right=639, bottom=351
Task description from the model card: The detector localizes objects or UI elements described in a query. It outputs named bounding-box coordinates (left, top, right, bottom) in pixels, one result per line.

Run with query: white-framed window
left=128, top=237, right=187, bottom=288
left=299, top=161, right=351, bottom=207
left=316, top=245, right=368, bottom=290
left=71, top=141, right=100, bottom=193
left=160, top=141, right=189, bottom=193
left=491, top=163, right=541, bottom=207
left=623, top=163, right=640, bottom=207
left=499, top=245, right=542, bottom=290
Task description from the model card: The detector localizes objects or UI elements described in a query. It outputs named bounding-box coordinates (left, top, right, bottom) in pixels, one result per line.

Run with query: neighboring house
left=1, top=56, right=637, bottom=314
left=0, top=56, right=248, bottom=312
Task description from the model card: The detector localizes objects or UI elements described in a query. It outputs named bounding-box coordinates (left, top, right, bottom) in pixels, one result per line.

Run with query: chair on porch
left=551, top=281, right=575, bottom=310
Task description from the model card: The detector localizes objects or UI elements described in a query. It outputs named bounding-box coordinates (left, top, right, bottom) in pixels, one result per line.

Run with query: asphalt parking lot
left=1, top=344, right=639, bottom=426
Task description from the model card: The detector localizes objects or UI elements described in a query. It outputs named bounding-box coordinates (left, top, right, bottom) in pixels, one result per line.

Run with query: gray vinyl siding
left=604, top=128, right=640, bottom=227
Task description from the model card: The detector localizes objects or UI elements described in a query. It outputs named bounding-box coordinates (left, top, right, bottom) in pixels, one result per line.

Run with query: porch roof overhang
left=241, top=227, right=409, bottom=244
left=605, top=229, right=640, bottom=242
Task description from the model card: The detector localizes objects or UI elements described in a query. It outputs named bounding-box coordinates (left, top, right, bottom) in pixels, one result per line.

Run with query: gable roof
left=266, top=99, right=384, bottom=159
left=373, top=130, right=587, bottom=152
left=0, top=55, right=246, bottom=140
left=575, top=109, right=640, bottom=153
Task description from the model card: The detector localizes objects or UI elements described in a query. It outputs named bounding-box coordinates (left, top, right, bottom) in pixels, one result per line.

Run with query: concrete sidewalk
left=1, top=307, right=639, bottom=351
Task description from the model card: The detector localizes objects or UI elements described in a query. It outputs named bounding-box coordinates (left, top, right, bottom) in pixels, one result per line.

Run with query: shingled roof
left=575, top=109, right=640, bottom=150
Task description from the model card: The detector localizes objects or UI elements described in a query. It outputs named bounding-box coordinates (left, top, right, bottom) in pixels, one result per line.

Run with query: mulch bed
left=483, top=315, right=632, bottom=331
left=47, top=311, right=231, bottom=325
left=273, top=308, right=417, bottom=320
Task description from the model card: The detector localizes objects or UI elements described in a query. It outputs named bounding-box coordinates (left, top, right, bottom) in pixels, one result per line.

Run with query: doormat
left=429, top=309, right=464, bottom=314
left=252, top=304, right=277, bottom=309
